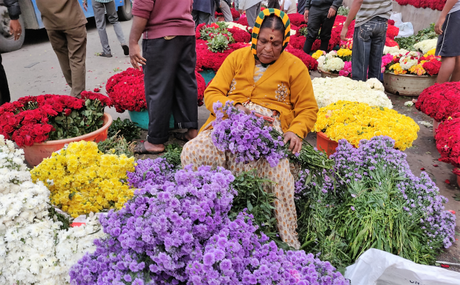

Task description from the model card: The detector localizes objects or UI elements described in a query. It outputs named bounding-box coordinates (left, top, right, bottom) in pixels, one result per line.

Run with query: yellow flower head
left=313, top=101, right=420, bottom=150
left=337, top=48, right=352, bottom=60
left=424, top=48, right=436, bottom=56
left=312, top=50, right=325, bottom=60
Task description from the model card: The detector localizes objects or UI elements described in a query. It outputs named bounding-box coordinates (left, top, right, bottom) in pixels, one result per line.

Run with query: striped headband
left=251, top=8, right=291, bottom=57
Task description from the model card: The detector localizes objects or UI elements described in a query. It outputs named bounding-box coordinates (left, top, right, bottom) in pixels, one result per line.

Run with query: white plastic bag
left=390, top=12, right=415, bottom=38
left=344, top=248, right=460, bottom=285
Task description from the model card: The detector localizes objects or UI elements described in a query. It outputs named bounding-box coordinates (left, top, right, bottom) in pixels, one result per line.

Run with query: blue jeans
left=352, top=17, right=387, bottom=81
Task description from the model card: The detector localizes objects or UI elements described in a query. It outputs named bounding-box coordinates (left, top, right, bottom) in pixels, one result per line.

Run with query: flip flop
left=173, top=132, right=190, bottom=142
left=134, top=143, right=164, bottom=154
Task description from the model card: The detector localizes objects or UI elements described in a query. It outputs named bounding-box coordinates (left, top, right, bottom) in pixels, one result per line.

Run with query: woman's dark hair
left=260, top=15, right=285, bottom=36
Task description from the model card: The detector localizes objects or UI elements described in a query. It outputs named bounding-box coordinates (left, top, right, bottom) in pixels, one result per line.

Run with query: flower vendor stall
left=314, top=49, right=351, bottom=77
left=415, top=82, right=460, bottom=135
left=383, top=51, right=441, bottom=96
left=106, top=67, right=206, bottom=129
left=313, top=101, right=420, bottom=156
left=0, top=92, right=113, bottom=166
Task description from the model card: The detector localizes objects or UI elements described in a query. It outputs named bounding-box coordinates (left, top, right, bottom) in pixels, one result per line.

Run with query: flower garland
left=31, top=141, right=135, bottom=218
left=395, top=0, right=446, bottom=11
left=0, top=92, right=111, bottom=147
left=415, top=82, right=460, bottom=122
left=313, top=101, right=420, bottom=150
left=0, top=135, right=105, bottom=284
left=435, top=114, right=460, bottom=168
left=106, top=68, right=206, bottom=111
left=312, top=77, right=393, bottom=109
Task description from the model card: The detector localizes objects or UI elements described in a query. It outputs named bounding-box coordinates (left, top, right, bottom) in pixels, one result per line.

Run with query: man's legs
left=246, top=2, right=262, bottom=28
left=451, top=56, right=460, bottom=82
left=352, top=25, right=372, bottom=81
left=171, top=36, right=198, bottom=140
left=368, top=20, right=387, bottom=80
left=92, top=0, right=111, bottom=55
left=318, top=13, right=336, bottom=52
left=105, top=1, right=127, bottom=47
left=220, top=0, right=233, bottom=22
left=437, top=57, right=456, bottom=83
left=142, top=37, right=180, bottom=152
left=303, top=7, right=328, bottom=54
left=47, top=29, right=73, bottom=87
left=65, top=25, right=87, bottom=97
left=0, top=53, right=11, bottom=106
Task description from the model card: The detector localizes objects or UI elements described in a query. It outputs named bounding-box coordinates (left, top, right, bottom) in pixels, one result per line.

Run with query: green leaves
left=108, top=118, right=141, bottom=142
left=394, top=23, right=437, bottom=51
left=162, top=144, right=183, bottom=168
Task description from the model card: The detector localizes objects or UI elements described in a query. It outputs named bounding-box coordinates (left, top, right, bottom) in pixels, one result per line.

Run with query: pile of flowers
left=106, top=68, right=206, bottom=111
left=386, top=51, right=442, bottom=76
left=31, top=140, right=135, bottom=218
left=395, top=0, right=446, bottom=11
left=0, top=92, right=111, bottom=147
left=413, top=38, right=437, bottom=55
left=317, top=50, right=346, bottom=73
left=0, top=135, right=106, bottom=284
left=284, top=46, right=319, bottom=70
left=435, top=114, right=460, bottom=173
left=313, top=101, right=419, bottom=150
left=70, top=158, right=349, bottom=284
left=295, top=136, right=456, bottom=267
left=212, top=101, right=287, bottom=167
left=312, top=77, right=393, bottom=109
left=415, top=82, right=460, bottom=122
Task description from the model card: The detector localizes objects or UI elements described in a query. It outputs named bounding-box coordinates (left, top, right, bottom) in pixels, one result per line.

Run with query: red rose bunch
left=386, top=24, right=400, bottom=40
left=234, top=16, right=249, bottom=28
left=228, top=27, right=251, bottom=43
left=196, top=72, right=206, bottom=106
left=421, top=55, right=442, bottom=75
left=395, top=0, right=446, bottom=11
left=196, top=40, right=249, bottom=71
left=0, top=93, right=111, bottom=147
left=288, top=13, right=305, bottom=27
left=285, top=46, right=318, bottom=70
left=435, top=113, right=460, bottom=168
left=231, top=8, right=240, bottom=20
left=415, top=82, right=460, bottom=122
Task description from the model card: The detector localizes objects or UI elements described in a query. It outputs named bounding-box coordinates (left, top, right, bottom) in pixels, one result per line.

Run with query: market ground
left=3, top=18, right=460, bottom=270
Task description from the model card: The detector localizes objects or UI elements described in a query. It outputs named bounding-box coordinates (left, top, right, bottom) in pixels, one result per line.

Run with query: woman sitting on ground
left=181, top=9, right=318, bottom=249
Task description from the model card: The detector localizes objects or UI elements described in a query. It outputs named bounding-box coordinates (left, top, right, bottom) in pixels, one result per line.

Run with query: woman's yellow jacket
left=201, top=46, right=319, bottom=139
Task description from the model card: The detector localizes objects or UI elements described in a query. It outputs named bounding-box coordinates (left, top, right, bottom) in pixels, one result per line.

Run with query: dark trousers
left=143, top=36, right=198, bottom=145
left=352, top=17, right=387, bottom=81
left=0, top=53, right=11, bottom=106
left=302, top=6, right=336, bottom=54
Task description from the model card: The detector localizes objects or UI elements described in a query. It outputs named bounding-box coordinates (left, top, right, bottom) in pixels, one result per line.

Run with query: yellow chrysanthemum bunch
left=312, top=50, right=325, bottom=60
left=424, top=48, right=436, bottom=56
left=408, top=63, right=426, bottom=76
left=313, top=101, right=420, bottom=150
left=31, top=141, right=135, bottom=217
left=389, top=63, right=407, bottom=75
left=336, top=48, right=352, bottom=60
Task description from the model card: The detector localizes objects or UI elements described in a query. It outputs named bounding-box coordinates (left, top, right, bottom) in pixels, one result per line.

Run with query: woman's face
left=256, top=27, right=284, bottom=64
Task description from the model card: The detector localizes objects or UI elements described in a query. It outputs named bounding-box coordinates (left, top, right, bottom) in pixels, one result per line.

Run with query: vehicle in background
left=0, top=0, right=132, bottom=52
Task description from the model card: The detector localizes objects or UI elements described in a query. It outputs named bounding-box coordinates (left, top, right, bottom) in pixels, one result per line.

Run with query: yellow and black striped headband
left=251, top=8, right=291, bottom=57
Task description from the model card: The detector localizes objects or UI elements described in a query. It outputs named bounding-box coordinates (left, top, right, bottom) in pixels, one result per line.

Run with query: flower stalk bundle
left=295, top=136, right=456, bottom=267
left=0, top=92, right=111, bottom=147
left=212, top=101, right=333, bottom=170
left=31, top=141, right=135, bottom=218
left=313, top=101, right=419, bottom=150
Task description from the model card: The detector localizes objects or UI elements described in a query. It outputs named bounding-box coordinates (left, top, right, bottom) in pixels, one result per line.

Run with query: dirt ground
left=134, top=70, right=460, bottom=272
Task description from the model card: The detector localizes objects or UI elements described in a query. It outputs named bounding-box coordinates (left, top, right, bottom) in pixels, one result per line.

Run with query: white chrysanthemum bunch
left=414, top=39, right=437, bottom=54
left=312, top=77, right=393, bottom=109
left=400, top=51, right=421, bottom=70
left=383, top=46, right=409, bottom=56
left=318, top=51, right=345, bottom=72
left=0, top=135, right=106, bottom=284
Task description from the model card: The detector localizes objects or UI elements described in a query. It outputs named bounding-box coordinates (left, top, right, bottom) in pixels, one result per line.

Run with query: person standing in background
left=280, top=0, right=297, bottom=14
left=219, top=0, right=234, bottom=22
left=303, top=0, right=343, bottom=54
left=35, top=0, right=88, bottom=98
left=267, top=0, right=281, bottom=9
left=193, top=0, right=219, bottom=26
left=92, top=0, right=129, bottom=58
left=239, top=0, right=263, bottom=28
left=129, top=0, right=198, bottom=154
left=340, top=0, right=391, bottom=81
left=435, top=0, right=460, bottom=83
left=1, top=0, right=21, bottom=106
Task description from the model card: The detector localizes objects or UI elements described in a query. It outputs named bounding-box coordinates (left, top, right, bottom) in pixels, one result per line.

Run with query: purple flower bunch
left=211, top=101, right=287, bottom=167
left=126, top=157, right=176, bottom=188
left=187, top=212, right=349, bottom=285
left=329, top=136, right=456, bottom=249
left=70, top=164, right=236, bottom=284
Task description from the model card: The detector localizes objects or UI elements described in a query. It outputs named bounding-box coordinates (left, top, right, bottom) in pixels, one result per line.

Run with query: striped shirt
left=355, top=0, right=392, bottom=27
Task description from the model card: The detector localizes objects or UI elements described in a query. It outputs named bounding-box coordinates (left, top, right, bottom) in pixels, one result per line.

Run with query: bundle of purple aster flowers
left=69, top=158, right=349, bottom=284
left=211, top=101, right=287, bottom=168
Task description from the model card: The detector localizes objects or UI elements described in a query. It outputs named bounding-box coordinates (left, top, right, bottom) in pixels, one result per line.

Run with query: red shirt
left=132, top=0, right=195, bottom=39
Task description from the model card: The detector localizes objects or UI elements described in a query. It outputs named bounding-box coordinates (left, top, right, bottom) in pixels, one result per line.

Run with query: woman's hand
left=284, top=131, right=302, bottom=155
left=235, top=103, right=250, bottom=114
